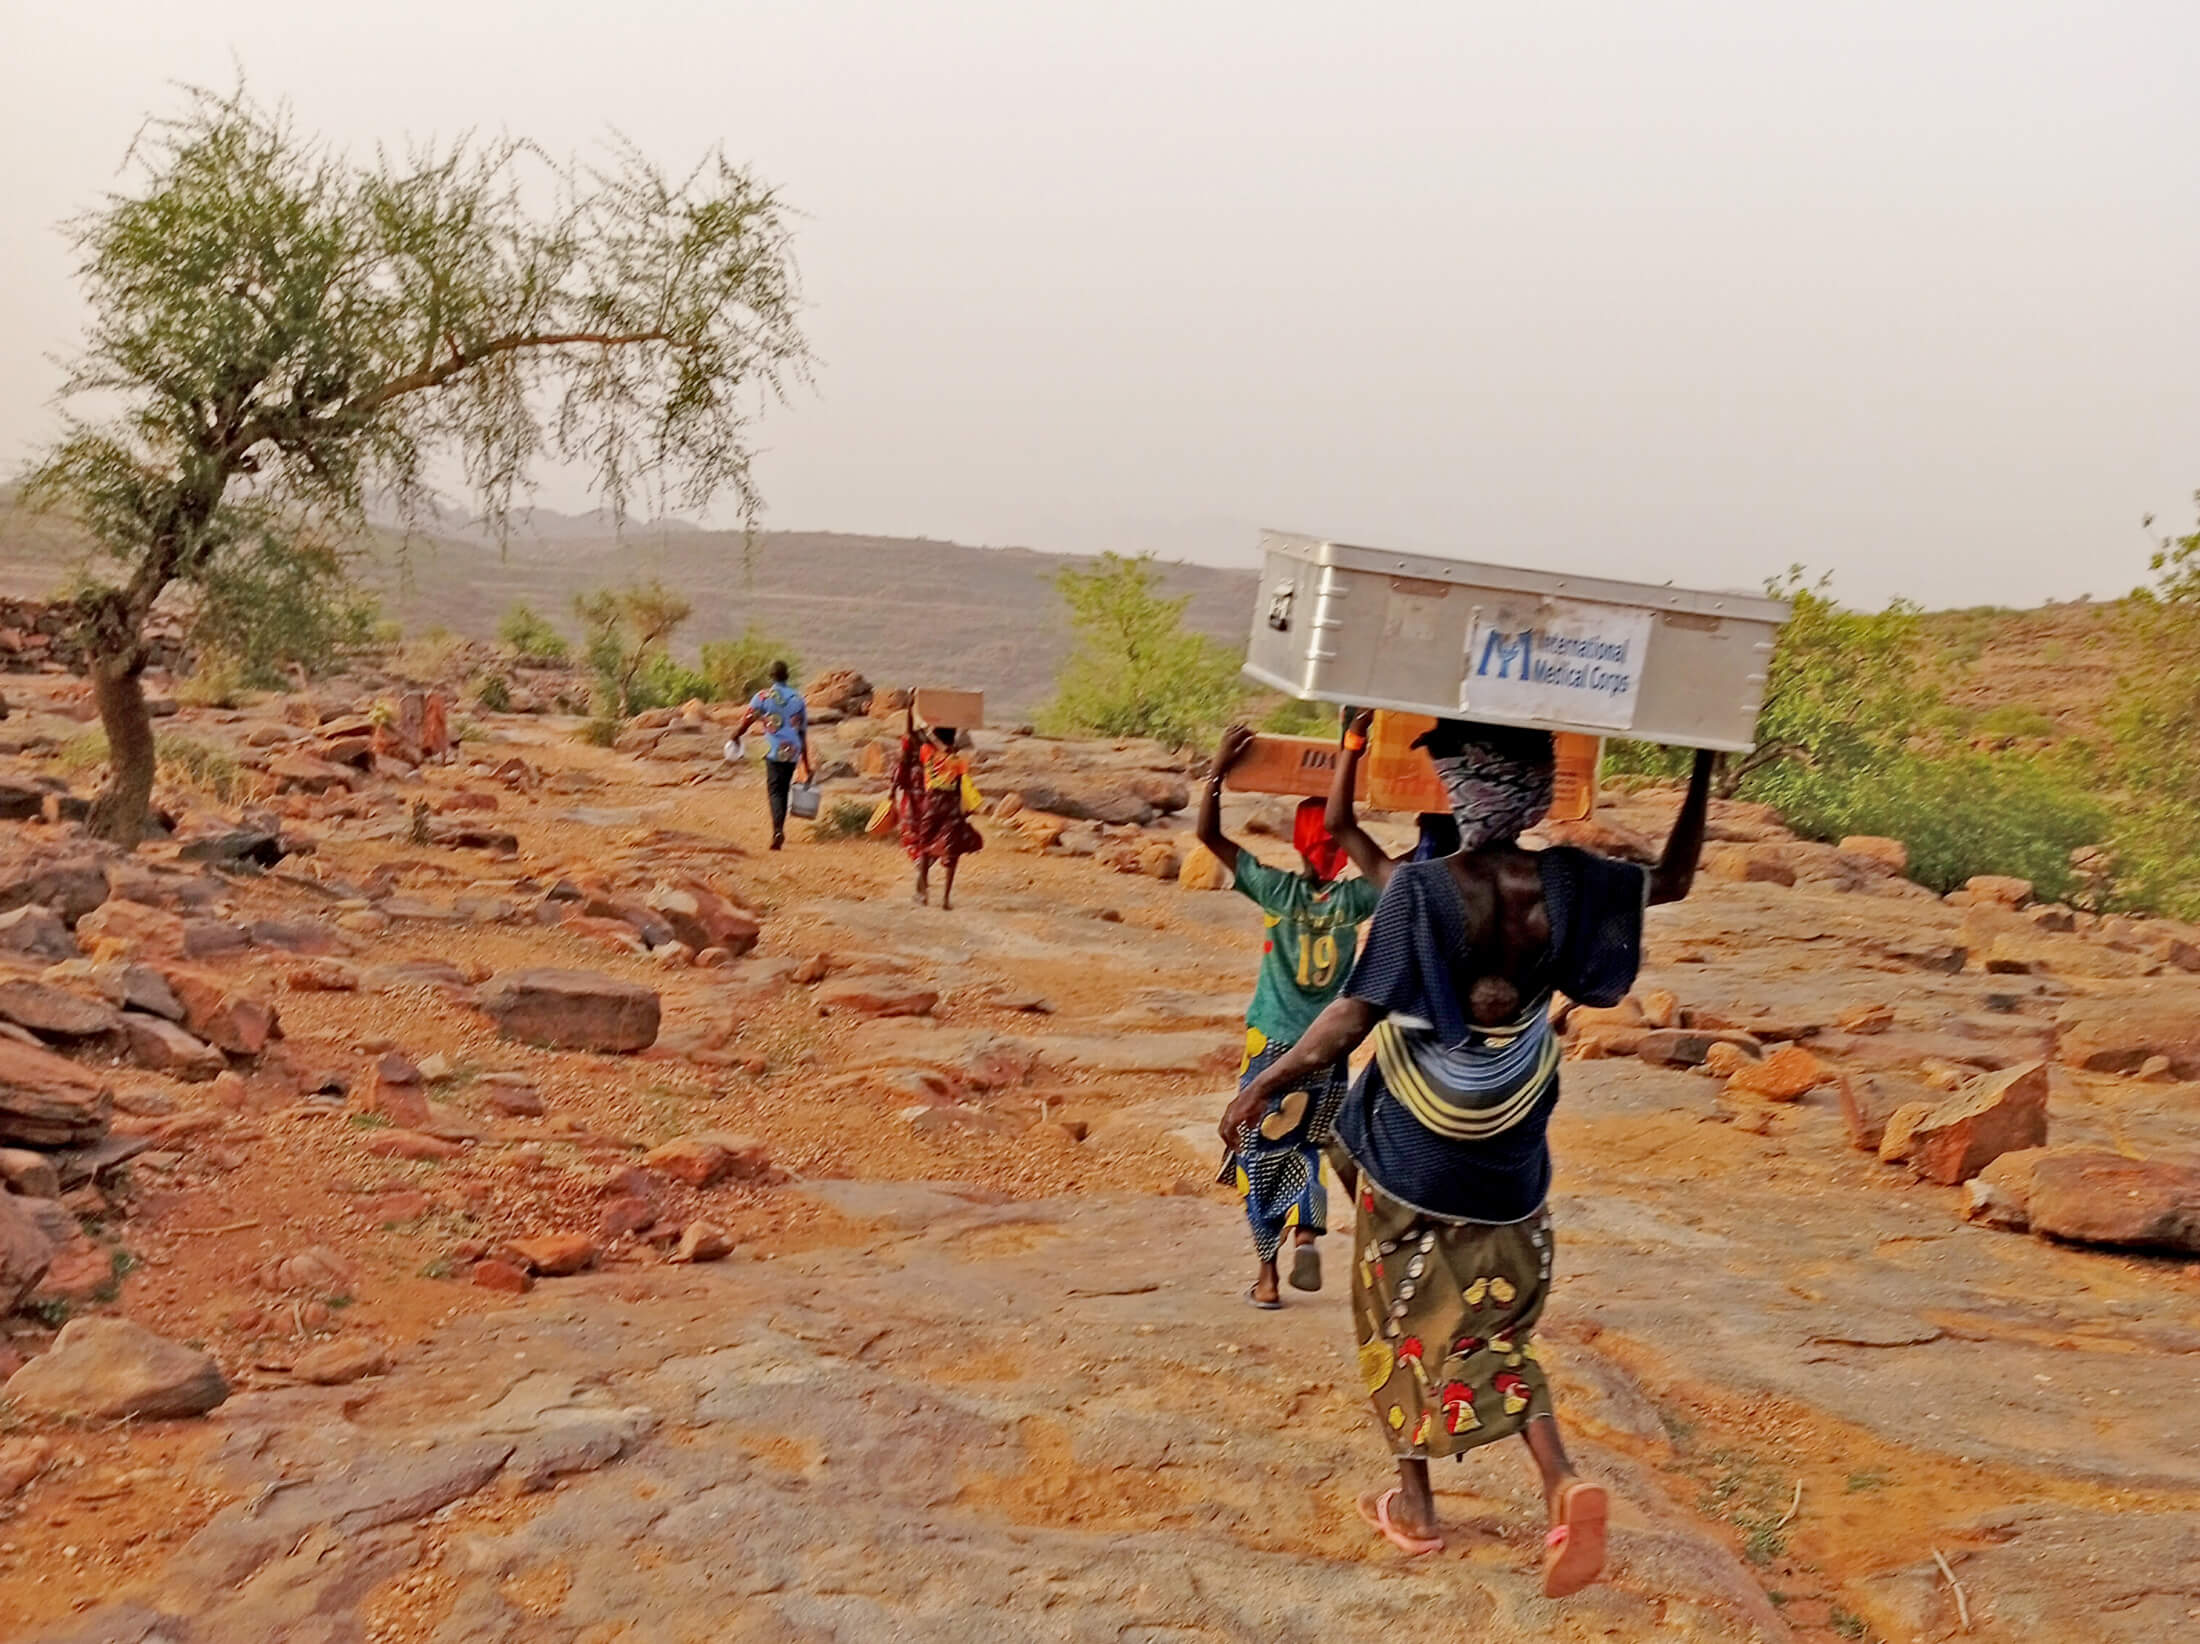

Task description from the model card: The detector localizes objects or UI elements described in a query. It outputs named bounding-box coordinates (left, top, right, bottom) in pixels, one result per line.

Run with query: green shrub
left=1757, top=750, right=2105, bottom=900
left=497, top=602, right=570, bottom=662
left=1041, top=551, right=1243, bottom=749
left=189, top=528, right=379, bottom=688
left=1973, top=703, right=2059, bottom=740
left=59, top=731, right=248, bottom=803
left=471, top=672, right=513, bottom=711
left=578, top=711, right=621, bottom=747
left=812, top=798, right=875, bottom=840
left=575, top=582, right=692, bottom=719
left=700, top=628, right=800, bottom=703
left=629, top=651, right=716, bottom=712
left=2103, top=496, right=2200, bottom=917
left=1259, top=696, right=1338, bottom=736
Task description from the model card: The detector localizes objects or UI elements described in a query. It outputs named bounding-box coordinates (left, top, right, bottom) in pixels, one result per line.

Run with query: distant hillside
left=0, top=488, right=1258, bottom=714
left=0, top=486, right=2143, bottom=727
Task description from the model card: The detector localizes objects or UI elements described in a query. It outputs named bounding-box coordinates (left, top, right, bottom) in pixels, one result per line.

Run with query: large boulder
left=160, top=969, right=280, bottom=1056
left=4, top=1318, right=228, bottom=1420
left=478, top=969, right=661, bottom=1053
left=644, top=882, right=761, bottom=957
left=2026, top=1152, right=2200, bottom=1254
left=1902, top=1061, right=2051, bottom=1184
left=0, top=1039, right=112, bottom=1146
left=0, top=979, right=121, bottom=1040
left=1003, top=782, right=1158, bottom=827
left=0, top=844, right=111, bottom=926
left=2055, top=990, right=2200, bottom=1078
left=0, top=1193, right=56, bottom=1314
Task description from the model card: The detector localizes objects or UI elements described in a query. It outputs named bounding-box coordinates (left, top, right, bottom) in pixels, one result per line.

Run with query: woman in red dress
left=892, top=696, right=984, bottom=910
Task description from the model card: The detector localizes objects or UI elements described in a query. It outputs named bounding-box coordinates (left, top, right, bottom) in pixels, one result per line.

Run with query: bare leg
left=1252, top=1256, right=1280, bottom=1306
left=913, top=859, right=930, bottom=905
left=940, top=853, right=959, bottom=912
left=1389, top=1457, right=1437, bottom=1538
left=1520, top=1413, right=1577, bottom=1507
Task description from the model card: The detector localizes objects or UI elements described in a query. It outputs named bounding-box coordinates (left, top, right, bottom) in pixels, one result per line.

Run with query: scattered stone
left=292, top=1338, right=389, bottom=1386
left=0, top=1145, right=62, bottom=1198
left=285, top=958, right=361, bottom=992
left=1700, top=1040, right=1755, bottom=1078
left=0, top=1038, right=113, bottom=1146
left=815, top=976, right=940, bottom=1019
left=1839, top=835, right=1909, bottom=874
left=0, top=904, right=77, bottom=961
left=77, top=899, right=187, bottom=959
left=472, top=1258, right=533, bottom=1294
left=478, top=969, right=662, bottom=1053
left=1836, top=1073, right=1933, bottom=1153
left=644, top=881, right=761, bottom=957
left=1961, top=1146, right=2054, bottom=1230
left=122, top=1014, right=227, bottom=1080
left=507, top=1234, right=599, bottom=1276
left=0, top=978, right=120, bottom=1039
left=177, top=825, right=286, bottom=871
left=481, top=1079, right=545, bottom=1118
left=3, top=1317, right=228, bottom=1420
left=1637, top=1027, right=1762, bottom=1069
left=643, top=1132, right=772, bottom=1189
left=0, top=844, right=112, bottom=925
left=674, top=1220, right=734, bottom=1263
left=792, top=953, right=835, bottom=986
left=90, top=962, right=187, bottom=1020
left=0, top=1192, right=57, bottom=1312
left=2055, top=990, right=2200, bottom=1079
left=1901, top=1061, right=2051, bottom=1184
left=1701, top=844, right=1797, bottom=887
left=1837, top=1002, right=1895, bottom=1035
left=363, top=1129, right=467, bottom=1162
left=599, top=1196, right=656, bottom=1239
left=162, top=969, right=280, bottom=1055
left=261, top=1246, right=355, bottom=1295
left=1966, top=874, right=2034, bottom=909
left=2026, top=1152, right=2200, bottom=1253
left=1876, top=1101, right=1939, bottom=1164
left=1725, top=1043, right=1826, bottom=1101
left=0, top=1436, right=52, bottom=1502
left=1638, top=988, right=1681, bottom=1029
left=2137, top=1054, right=2175, bottom=1082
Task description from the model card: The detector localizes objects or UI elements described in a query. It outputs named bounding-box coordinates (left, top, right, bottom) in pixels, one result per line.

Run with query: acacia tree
left=24, top=85, right=808, bottom=844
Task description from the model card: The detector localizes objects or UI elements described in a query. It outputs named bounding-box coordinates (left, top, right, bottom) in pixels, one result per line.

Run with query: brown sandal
left=1541, top=1480, right=1609, bottom=1598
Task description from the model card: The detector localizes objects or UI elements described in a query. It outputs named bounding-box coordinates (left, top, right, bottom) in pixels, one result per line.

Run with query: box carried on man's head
left=1245, top=530, right=1786, bottom=752
left=913, top=688, right=985, bottom=730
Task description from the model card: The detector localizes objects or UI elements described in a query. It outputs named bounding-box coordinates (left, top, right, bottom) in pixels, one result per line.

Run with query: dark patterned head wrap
left=1417, top=720, right=1555, bottom=849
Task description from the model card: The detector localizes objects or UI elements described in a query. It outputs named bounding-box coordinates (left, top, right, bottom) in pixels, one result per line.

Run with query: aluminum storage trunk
left=1243, top=530, right=1787, bottom=751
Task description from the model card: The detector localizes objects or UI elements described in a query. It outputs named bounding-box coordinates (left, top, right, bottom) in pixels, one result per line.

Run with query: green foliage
left=20, top=81, right=808, bottom=843
left=1041, top=551, right=1243, bottom=748
left=575, top=581, right=694, bottom=718
left=189, top=527, right=378, bottom=688
left=699, top=627, right=800, bottom=703
left=1727, top=568, right=1927, bottom=795
left=58, top=730, right=247, bottom=802
left=497, top=602, right=570, bottom=663
left=812, top=798, right=875, bottom=840
left=632, top=651, right=715, bottom=711
left=1258, top=695, right=1338, bottom=736
left=1758, top=750, right=2105, bottom=900
left=2105, top=495, right=2200, bottom=917
left=471, top=672, right=513, bottom=711
left=1973, top=703, right=2059, bottom=740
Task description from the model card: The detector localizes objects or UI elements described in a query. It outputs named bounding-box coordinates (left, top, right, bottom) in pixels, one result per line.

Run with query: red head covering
left=1293, top=797, right=1349, bottom=883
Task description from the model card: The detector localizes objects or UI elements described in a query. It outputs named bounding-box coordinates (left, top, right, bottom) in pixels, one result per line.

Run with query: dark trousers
left=763, top=757, right=797, bottom=837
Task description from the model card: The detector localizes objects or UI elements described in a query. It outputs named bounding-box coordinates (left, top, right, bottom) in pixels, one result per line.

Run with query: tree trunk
left=87, top=654, right=157, bottom=849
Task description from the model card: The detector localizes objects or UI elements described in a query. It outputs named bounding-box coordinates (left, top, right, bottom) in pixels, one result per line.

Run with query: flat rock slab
left=44, top=1195, right=1789, bottom=1644
left=476, top=968, right=661, bottom=1053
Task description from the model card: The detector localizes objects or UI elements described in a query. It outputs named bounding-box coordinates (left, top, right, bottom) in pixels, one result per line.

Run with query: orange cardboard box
left=913, top=688, right=985, bottom=730
left=1222, top=734, right=1366, bottom=801
left=1364, top=714, right=1599, bottom=822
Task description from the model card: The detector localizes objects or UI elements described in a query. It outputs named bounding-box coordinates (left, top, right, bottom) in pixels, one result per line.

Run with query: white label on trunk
left=1461, top=597, right=1653, bottom=729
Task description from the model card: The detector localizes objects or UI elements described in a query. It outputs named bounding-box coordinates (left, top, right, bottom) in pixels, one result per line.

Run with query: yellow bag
left=865, top=796, right=898, bottom=838
left=959, top=774, right=984, bottom=813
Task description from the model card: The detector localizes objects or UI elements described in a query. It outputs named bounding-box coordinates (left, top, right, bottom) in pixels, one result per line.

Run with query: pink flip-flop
left=1356, top=1487, right=1445, bottom=1556
left=1541, top=1480, right=1609, bottom=1597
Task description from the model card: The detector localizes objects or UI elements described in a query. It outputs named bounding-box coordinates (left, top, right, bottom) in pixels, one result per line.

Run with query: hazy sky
left=4, top=2, right=2196, bottom=608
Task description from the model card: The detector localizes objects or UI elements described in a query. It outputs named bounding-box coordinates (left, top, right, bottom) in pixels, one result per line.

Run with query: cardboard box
left=913, top=688, right=985, bottom=730
left=1223, top=734, right=1366, bottom=801
left=1364, top=713, right=1599, bottom=823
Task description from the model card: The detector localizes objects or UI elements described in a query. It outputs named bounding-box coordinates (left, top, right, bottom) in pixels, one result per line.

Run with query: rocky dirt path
left=2, top=688, right=2198, bottom=1643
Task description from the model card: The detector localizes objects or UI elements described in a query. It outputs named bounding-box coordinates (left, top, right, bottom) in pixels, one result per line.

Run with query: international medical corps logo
left=1462, top=599, right=1654, bottom=730
left=1475, top=626, right=1535, bottom=681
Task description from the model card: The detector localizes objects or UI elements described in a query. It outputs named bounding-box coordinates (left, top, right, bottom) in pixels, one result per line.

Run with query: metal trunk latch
left=1265, top=580, right=1295, bottom=632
